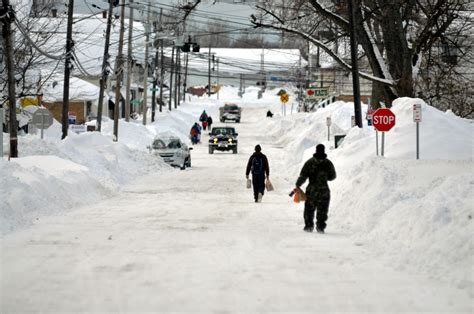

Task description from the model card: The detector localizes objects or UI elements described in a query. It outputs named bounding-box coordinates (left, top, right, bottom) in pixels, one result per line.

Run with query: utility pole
left=159, top=39, right=164, bottom=112
left=151, top=27, right=158, bottom=122
left=182, top=51, right=188, bottom=102
left=348, top=0, right=363, bottom=128
left=61, top=0, right=74, bottom=140
left=217, top=57, right=219, bottom=100
left=125, top=0, right=134, bottom=122
left=96, top=0, right=114, bottom=132
left=207, top=46, right=211, bottom=97
left=113, top=0, right=126, bottom=141
left=1, top=0, right=18, bottom=157
left=142, top=2, right=151, bottom=125
left=168, top=46, right=174, bottom=111
left=175, top=49, right=180, bottom=108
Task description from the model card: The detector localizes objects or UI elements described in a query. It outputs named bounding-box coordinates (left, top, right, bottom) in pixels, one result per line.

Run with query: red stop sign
left=372, top=108, right=396, bottom=132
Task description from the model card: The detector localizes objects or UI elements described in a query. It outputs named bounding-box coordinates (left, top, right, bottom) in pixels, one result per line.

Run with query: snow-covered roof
left=42, top=76, right=100, bottom=102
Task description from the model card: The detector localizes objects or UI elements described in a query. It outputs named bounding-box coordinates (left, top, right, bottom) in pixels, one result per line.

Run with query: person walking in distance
left=295, top=144, right=336, bottom=233
left=199, top=110, right=208, bottom=130
left=207, top=115, right=213, bottom=130
left=246, top=145, right=270, bottom=203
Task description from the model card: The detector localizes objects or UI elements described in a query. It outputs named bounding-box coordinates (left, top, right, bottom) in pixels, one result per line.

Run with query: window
left=152, top=139, right=166, bottom=149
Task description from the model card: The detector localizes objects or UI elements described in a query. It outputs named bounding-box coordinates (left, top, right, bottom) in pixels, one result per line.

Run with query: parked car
left=219, top=103, right=241, bottom=123
left=148, top=136, right=192, bottom=170
left=208, top=127, right=238, bottom=154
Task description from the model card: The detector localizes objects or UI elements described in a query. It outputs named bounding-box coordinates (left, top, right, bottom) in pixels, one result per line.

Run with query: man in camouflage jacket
left=295, top=144, right=336, bottom=233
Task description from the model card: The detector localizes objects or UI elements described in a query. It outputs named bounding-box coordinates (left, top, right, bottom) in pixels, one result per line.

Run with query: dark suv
left=209, top=127, right=238, bottom=154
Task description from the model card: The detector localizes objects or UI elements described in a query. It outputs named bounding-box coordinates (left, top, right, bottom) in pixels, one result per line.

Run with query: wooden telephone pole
left=113, top=0, right=126, bottom=141
left=96, top=0, right=114, bottom=132
left=124, top=0, right=134, bottom=122
left=142, top=2, right=151, bottom=125
left=61, top=0, right=74, bottom=139
left=1, top=0, right=18, bottom=157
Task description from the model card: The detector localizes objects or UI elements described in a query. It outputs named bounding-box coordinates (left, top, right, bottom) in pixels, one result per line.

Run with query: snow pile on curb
left=0, top=120, right=175, bottom=235
left=266, top=96, right=474, bottom=289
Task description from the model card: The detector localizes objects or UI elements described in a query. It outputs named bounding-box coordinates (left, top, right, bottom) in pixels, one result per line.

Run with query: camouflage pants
left=303, top=197, right=330, bottom=231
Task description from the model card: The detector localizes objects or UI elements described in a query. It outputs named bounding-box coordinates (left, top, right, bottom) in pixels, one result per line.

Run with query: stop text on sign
left=372, top=108, right=396, bottom=132
left=373, top=115, right=395, bottom=125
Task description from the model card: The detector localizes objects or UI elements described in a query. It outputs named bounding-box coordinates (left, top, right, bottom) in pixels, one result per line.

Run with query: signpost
left=372, top=108, right=396, bottom=157
left=413, top=104, right=422, bottom=159
left=280, top=93, right=289, bottom=116
left=326, top=117, right=331, bottom=141
left=32, top=108, right=54, bottom=139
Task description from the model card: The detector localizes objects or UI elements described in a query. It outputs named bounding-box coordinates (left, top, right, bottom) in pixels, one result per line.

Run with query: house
left=41, top=77, right=100, bottom=124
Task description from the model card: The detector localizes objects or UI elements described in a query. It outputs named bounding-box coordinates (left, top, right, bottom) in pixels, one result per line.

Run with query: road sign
left=32, top=108, right=54, bottom=139
left=280, top=93, right=289, bottom=103
left=131, top=99, right=141, bottom=106
left=372, top=108, right=396, bottom=132
left=32, top=108, right=53, bottom=129
left=68, top=111, right=76, bottom=125
left=306, top=88, right=328, bottom=99
left=69, top=124, right=86, bottom=134
left=413, top=104, right=422, bottom=122
left=326, top=117, right=332, bottom=126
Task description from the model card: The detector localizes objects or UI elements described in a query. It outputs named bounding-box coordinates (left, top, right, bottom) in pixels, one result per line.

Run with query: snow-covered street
left=1, top=102, right=471, bottom=313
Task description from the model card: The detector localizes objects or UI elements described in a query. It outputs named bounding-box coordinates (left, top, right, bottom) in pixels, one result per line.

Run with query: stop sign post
left=372, top=108, right=396, bottom=157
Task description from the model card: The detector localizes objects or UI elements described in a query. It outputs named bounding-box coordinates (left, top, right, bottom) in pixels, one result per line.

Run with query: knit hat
left=255, top=144, right=262, bottom=152
left=315, top=144, right=327, bottom=159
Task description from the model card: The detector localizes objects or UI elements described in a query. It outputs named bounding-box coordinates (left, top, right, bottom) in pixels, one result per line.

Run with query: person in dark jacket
left=207, top=115, right=213, bottom=130
left=295, top=144, right=336, bottom=233
left=199, top=110, right=208, bottom=130
left=246, top=145, right=270, bottom=203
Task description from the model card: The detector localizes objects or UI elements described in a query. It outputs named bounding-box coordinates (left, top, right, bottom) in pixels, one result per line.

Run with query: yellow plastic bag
left=293, top=188, right=306, bottom=203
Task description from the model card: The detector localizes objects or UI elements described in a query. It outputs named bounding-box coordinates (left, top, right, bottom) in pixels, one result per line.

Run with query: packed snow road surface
left=1, top=107, right=471, bottom=313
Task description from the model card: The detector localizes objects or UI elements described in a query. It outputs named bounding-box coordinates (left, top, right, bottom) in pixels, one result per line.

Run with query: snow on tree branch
left=252, top=20, right=394, bottom=86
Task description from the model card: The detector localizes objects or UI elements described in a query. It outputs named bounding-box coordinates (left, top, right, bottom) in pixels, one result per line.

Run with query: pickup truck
left=219, top=103, right=241, bottom=123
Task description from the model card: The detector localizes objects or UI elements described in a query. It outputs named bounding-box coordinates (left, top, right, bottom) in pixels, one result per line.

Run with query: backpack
left=251, top=155, right=265, bottom=175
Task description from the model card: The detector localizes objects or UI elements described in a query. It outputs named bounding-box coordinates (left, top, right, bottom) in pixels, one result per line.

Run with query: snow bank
left=265, top=96, right=473, bottom=289
left=0, top=119, right=180, bottom=235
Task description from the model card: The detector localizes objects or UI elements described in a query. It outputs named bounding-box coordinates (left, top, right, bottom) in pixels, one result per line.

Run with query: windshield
left=167, top=139, right=181, bottom=149
left=212, top=128, right=234, bottom=135
left=153, top=138, right=182, bottom=149
left=225, top=105, right=239, bottom=110
left=152, top=139, right=166, bottom=149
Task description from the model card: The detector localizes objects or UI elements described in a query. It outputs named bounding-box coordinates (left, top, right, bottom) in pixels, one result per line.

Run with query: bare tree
left=0, top=1, right=65, bottom=105
left=252, top=0, right=470, bottom=108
